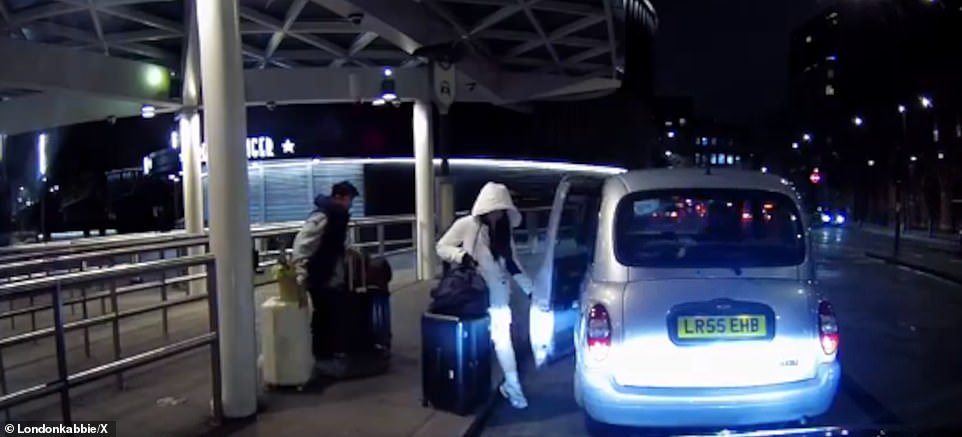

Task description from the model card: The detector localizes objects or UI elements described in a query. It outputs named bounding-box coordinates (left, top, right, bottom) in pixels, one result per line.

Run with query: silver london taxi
left=529, top=168, right=840, bottom=432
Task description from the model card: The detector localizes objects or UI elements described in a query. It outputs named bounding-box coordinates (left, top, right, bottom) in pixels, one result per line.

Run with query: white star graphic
left=280, top=139, right=296, bottom=154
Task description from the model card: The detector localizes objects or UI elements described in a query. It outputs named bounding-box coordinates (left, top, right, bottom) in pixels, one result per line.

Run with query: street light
left=802, top=133, right=812, bottom=142
left=867, top=159, right=876, bottom=167
left=910, top=155, right=918, bottom=162
left=920, top=96, right=933, bottom=109
left=853, top=116, right=864, bottom=127
left=898, top=104, right=906, bottom=114
left=760, top=166, right=768, bottom=173
left=792, top=142, right=799, bottom=150
left=938, top=152, right=945, bottom=160
left=667, top=130, right=676, bottom=139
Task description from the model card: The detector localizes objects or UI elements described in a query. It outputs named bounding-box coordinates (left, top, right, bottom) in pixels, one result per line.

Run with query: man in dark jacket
left=291, top=181, right=359, bottom=359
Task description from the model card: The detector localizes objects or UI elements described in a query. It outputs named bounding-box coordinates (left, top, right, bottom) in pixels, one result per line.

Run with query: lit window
left=711, top=137, right=718, bottom=146
left=726, top=155, right=734, bottom=165
left=825, top=84, right=835, bottom=96
left=719, top=153, right=728, bottom=165
left=827, top=69, right=834, bottom=79
left=826, top=55, right=837, bottom=61
left=701, top=137, right=708, bottom=146
left=710, top=154, right=718, bottom=165
left=679, top=118, right=687, bottom=126
left=805, top=35, right=812, bottom=43
left=735, top=155, right=742, bottom=163
left=665, top=120, right=674, bottom=127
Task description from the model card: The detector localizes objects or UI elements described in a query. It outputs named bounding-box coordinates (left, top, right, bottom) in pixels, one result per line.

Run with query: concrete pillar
left=181, top=1, right=205, bottom=296
left=436, top=109, right=455, bottom=235
left=180, top=113, right=206, bottom=294
left=413, top=99, right=436, bottom=280
left=195, top=0, right=257, bottom=419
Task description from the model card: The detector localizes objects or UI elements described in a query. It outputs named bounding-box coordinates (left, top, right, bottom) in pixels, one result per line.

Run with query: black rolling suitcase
left=421, top=312, right=492, bottom=416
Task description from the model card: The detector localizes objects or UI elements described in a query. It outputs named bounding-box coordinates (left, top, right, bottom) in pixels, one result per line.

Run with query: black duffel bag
left=429, top=265, right=489, bottom=318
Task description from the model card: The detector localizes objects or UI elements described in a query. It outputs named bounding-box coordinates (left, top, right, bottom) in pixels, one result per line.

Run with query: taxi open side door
left=530, top=175, right=604, bottom=368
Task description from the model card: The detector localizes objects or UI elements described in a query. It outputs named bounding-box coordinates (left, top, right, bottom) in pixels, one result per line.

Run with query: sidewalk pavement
left=865, top=251, right=962, bottom=286
left=216, top=252, right=542, bottom=437
left=860, top=224, right=961, bottom=250
left=858, top=227, right=962, bottom=285
left=5, top=249, right=544, bottom=437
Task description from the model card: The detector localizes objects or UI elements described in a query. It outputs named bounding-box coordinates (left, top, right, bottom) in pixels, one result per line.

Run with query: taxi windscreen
left=614, top=189, right=806, bottom=268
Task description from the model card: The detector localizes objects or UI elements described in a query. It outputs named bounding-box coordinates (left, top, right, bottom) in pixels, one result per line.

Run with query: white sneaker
left=499, top=380, right=529, bottom=409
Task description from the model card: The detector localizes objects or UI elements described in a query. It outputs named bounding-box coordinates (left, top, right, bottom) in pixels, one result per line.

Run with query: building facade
left=786, top=0, right=962, bottom=227
left=653, top=96, right=754, bottom=170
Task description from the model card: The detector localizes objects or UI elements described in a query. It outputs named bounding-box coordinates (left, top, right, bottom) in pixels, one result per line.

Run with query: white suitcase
left=260, top=296, right=314, bottom=387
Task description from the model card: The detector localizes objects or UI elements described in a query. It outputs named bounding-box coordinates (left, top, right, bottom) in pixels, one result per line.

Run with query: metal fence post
left=160, top=251, right=169, bottom=340
left=0, top=347, right=9, bottom=422
left=376, top=224, right=385, bottom=256
left=28, top=293, right=36, bottom=341
left=410, top=221, right=417, bottom=252
left=51, top=282, right=72, bottom=424
left=81, top=286, right=90, bottom=357
left=109, top=280, right=124, bottom=390
left=205, top=261, right=223, bottom=424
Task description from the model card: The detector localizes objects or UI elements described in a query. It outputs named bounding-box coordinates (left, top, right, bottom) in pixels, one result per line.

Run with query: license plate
left=676, top=315, right=767, bottom=339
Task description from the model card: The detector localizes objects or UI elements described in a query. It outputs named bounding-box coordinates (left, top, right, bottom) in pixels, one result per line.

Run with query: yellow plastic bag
left=273, top=258, right=307, bottom=307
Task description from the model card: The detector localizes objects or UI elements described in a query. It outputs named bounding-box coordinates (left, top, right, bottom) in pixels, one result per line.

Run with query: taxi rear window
left=614, top=189, right=806, bottom=268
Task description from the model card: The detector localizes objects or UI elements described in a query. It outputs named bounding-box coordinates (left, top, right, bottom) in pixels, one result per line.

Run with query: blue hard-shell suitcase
left=421, top=312, right=491, bottom=416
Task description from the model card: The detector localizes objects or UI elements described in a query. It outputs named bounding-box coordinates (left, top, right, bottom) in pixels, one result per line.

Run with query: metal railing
left=0, top=205, right=559, bottom=425
left=0, top=255, right=222, bottom=424
left=0, top=213, right=432, bottom=347
left=0, top=208, right=555, bottom=283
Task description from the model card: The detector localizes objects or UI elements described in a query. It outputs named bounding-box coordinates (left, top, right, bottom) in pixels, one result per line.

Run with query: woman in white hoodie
left=436, top=182, right=536, bottom=409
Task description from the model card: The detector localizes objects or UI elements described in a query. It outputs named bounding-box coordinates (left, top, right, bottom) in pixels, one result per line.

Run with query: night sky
left=654, top=0, right=823, bottom=125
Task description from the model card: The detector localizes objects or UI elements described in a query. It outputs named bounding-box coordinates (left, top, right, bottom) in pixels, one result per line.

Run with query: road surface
left=481, top=227, right=962, bottom=436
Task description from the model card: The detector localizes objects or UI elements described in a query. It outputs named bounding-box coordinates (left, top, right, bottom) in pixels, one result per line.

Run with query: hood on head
left=471, top=182, right=522, bottom=228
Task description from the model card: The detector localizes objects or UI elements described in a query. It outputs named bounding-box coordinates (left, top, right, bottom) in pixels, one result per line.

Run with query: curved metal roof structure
left=0, top=0, right=657, bottom=134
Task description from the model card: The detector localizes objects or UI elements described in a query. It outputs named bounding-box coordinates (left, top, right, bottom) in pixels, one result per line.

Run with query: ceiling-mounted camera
left=266, top=101, right=277, bottom=111
left=348, top=13, right=364, bottom=26
left=106, top=115, right=117, bottom=125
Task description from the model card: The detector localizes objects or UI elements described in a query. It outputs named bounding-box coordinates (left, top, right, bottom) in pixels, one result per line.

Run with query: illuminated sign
left=199, top=136, right=296, bottom=164
left=145, top=135, right=297, bottom=175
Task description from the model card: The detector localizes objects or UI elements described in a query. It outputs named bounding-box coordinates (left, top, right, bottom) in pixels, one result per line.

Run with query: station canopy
left=0, top=0, right=653, bottom=134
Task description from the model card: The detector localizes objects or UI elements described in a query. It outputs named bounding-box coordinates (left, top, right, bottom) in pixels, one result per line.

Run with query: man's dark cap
left=331, top=181, right=359, bottom=198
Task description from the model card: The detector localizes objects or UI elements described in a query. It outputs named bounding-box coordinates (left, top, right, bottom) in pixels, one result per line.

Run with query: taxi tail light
left=586, top=304, right=611, bottom=361
left=819, top=301, right=839, bottom=355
